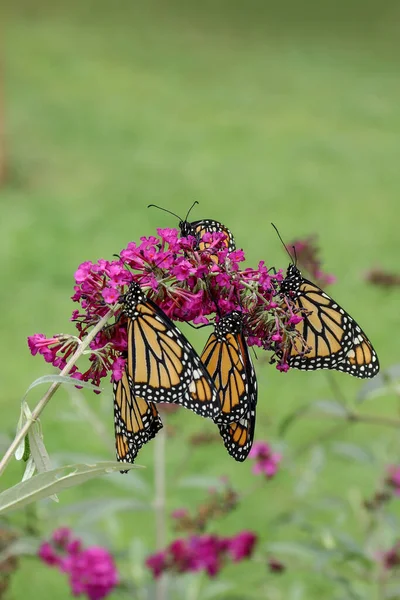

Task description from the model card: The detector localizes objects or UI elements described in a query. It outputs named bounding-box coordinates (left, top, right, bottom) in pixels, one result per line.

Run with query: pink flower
left=146, top=531, right=258, bottom=579
left=171, top=508, right=189, bottom=520
left=38, top=530, right=119, bottom=600
left=29, top=224, right=299, bottom=390
left=38, top=542, right=62, bottom=566
left=67, top=546, right=119, bottom=600
left=227, top=531, right=257, bottom=561
left=102, top=288, right=120, bottom=304
left=249, top=442, right=282, bottom=478
left=386, top=465, right=400, bottom=496
left=111, top=357, right=126, bottom=382
left=145, top=551, right=168, bottom=578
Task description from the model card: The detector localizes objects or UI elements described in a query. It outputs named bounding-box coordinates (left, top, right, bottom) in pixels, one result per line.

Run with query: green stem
left=0, top=307, right=117, bottom=477
left=154, top=422, right=167, bottom=600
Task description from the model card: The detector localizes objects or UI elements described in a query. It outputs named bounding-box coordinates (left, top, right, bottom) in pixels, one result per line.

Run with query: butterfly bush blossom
left=28, top=227, right=304, bottom=382
left=38, top=528, right=119, bottom=600
left=145, top=531, right=257, bottom=578
left=249, top=441, right=282, bottom=478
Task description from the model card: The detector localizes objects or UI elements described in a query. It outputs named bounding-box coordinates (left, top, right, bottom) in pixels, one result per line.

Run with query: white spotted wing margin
left=122, top=282, right=221, bottom=419
left=280, top=265, right=380, bottom=379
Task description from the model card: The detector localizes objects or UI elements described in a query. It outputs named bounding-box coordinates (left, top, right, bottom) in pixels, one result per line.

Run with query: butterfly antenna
left=148, top=204, right=183, bottom=221
left=184, top=200, right=199, bottom=222
left=271, top=223, right=294, bottom=264
left=292, top=245, right=298, bottom=266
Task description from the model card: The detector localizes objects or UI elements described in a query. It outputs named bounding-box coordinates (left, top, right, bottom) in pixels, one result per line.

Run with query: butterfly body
left=280, top=264, right=379, bottom=378
left=201, top=311, right=257, bottom=461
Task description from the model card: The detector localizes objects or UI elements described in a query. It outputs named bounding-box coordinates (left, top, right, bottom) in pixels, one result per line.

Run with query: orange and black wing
left=201, top=311, right=258, bottom=461
left=183, top=219, right=236, bottom=252
left=280, top=265, right=379, bottom=378
left=217, top=404, right=256, bottom=462
left=114, top=367, right=163, bottom=470
left=201, top=312, right=256, bottom=424
left=123, top=282, right=220, bottom=419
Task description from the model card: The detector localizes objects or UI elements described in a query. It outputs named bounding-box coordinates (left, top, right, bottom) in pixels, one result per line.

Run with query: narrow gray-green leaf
left=28, top=423, right=58, bottom=502
left=24, top=374, right=100, bottom=398
left=357, top=365, right=400, bottom=402
left=312, top=400, right=349, bottom=417
left=202, top=581, right=233, bottom=599
left=0, top=537, right=39, bottom=562
left=178, top=476, right=225, bottom=490
left=331, top=442, right=374, bottom=464
left=54, top=498, right=149, bottom=523
left=279, top=400, right=348, bottom=437
left=21, top=456, right=35, bottom=482
left=279, top=404, right=313, bottom=437
left=0, top=462, right=139, bottom=515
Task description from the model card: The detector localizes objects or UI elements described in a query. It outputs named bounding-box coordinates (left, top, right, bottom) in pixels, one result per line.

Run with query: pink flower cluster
left=380, top=542, right=400, bottom=570
left=28, top=226, right=301, bottom=385
left=146, top=530, right=257, bottom=578
left=38, top=528, right=119, bottom=600
left=386, top=465, right=400, bottom=496
left=249, top=441, right=282, bottom=478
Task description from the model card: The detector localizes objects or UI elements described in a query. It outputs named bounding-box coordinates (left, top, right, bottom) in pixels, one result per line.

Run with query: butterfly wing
left=281, top=267, right=379, bottom=378
left=186, top=219, right=236, bottom=252
left=113, top=368, right=163, bottom=470
left=201, top=312, right=258, bottom=461
left=217, top=403, right=256, bottom=462
left=201, top=325, right=256, bottom=424
left=123, top=283, right=220, bottom=419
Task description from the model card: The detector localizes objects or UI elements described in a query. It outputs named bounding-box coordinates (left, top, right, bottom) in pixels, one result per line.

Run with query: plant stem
left=154, top=421, right=167, bottom=600
left=307, top=410, right=400, bottom=429
left=0, top=307, right=117, bottom=477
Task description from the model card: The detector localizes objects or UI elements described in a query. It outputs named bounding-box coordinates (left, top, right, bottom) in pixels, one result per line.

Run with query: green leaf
left=24, top=374, right=101, bottom=398
left=279, top=403, right=313, bottom=437
left=0, top=462, right=140, bottom=515
left=266, top=541, right=325, bottom=560
left=311, top=400, right=349, bottom=417
left=178, top=476, right=226, bottom=490
left=280, top=399, right=349, bottom=437
left=331, top=442, right=374, bottom=464
left=357, top=365, right=400, bottom=402
left=295, top=446, right=326, bottom=497
left=21, top=456, right=36, bottom=482
left=0, top=537, right=39, bottom=562
left=202, top=581, right=234, bottom=599
left=28, top=422, right=58, bottom=501
left=54, top=497, right=150, bottom=524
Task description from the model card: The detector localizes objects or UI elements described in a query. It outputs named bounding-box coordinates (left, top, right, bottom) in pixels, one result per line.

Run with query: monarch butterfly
left=279, top=263, right=380, bottom=378
left=114, top=365, right=163, bottom=470
left=200, top=311, right=258, bottom=461
left=122, top=280, right=221, bottom=418
left=148, top=202, right=236, bottom=252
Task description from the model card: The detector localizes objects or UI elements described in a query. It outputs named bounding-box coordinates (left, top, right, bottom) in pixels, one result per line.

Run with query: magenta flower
left=386, top=465, right=400, bottom=496
left=38, top=529, right=119, bottom=600
left=145, top=551, right=168, bottom=578
left=67, top=546, right=119, bottom=600
left=28, top=223, right=312, bottom=387
left=379, top=542, right=400, bottom=570
left=227, top=531, right=257, bottom=561
left=249, top=441, right=282, bottom=478
left=146, top=531, right=257, bottom=579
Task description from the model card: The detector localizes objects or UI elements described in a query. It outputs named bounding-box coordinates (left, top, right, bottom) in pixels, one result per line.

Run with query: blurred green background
left=2, top=0, right=400, bottom=598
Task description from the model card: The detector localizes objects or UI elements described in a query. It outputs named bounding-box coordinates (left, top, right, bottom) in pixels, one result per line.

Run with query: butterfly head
left=280, top=264, right=302, bottom=295
left=179, top=220, right=195, bottom=237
